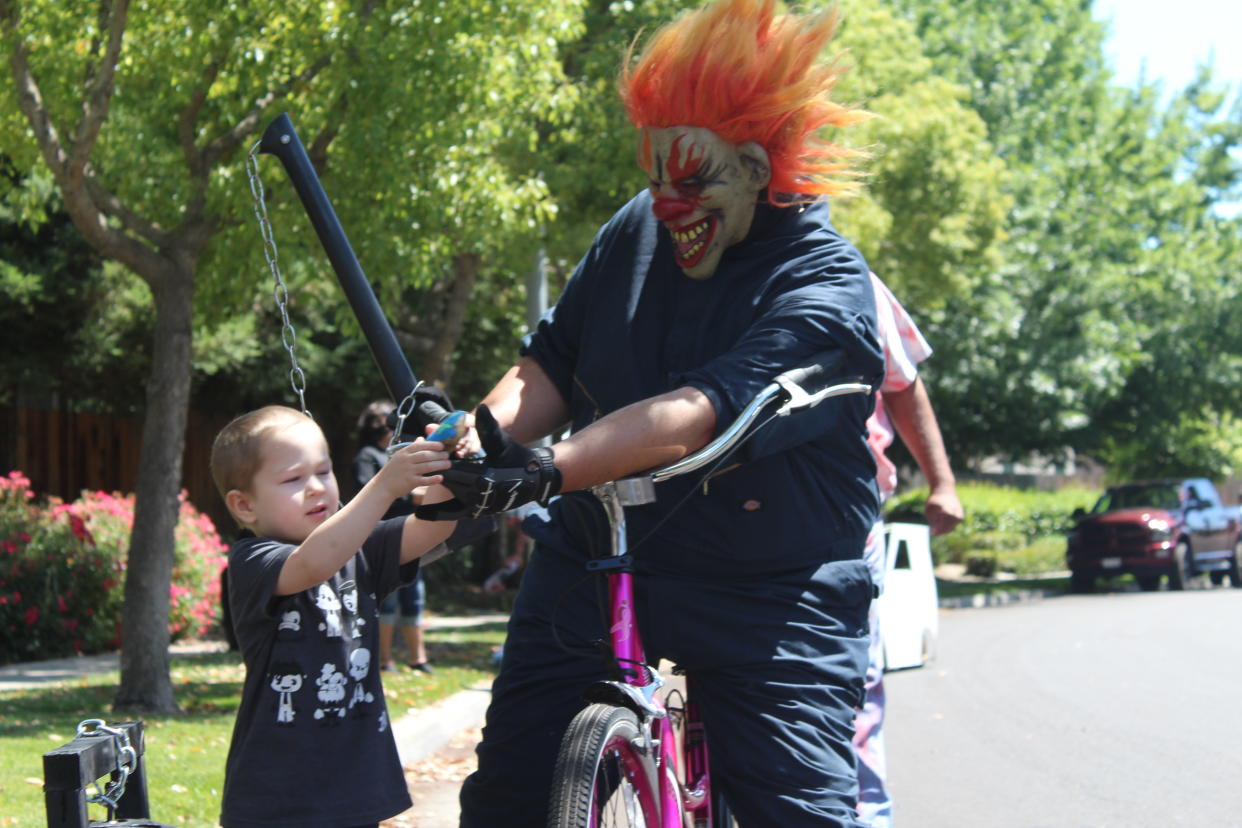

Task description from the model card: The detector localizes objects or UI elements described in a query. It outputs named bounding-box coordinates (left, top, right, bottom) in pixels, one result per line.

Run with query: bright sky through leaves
left=1093, top=0, right=1242, bottom=92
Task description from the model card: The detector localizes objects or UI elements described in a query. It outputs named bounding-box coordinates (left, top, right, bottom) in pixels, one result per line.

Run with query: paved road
left=885, top=587, right=1242, bottom=827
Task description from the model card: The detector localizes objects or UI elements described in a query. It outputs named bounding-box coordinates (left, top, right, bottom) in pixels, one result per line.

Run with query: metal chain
left=386, top=383, right=425, bottom=456
left=245, top=141, right=311, bottom=418
left=76, top=719, right=137, bottom=821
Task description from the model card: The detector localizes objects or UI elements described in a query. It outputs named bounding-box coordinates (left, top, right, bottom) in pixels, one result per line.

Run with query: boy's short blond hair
left=210, top=405, right=311, bottom=502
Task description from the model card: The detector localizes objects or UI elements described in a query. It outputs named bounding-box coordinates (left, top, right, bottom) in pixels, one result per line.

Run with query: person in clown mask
left=432, top=1, right=885, bottom=824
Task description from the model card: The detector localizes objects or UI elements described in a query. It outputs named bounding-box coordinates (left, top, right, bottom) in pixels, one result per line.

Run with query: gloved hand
left=415, top=405, right=562, bottom=521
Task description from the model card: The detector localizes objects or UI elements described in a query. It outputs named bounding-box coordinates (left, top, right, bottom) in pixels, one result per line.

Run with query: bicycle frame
left=579, top=373, right=873, bottom=827
left=588, top=478, right=690, bottom=827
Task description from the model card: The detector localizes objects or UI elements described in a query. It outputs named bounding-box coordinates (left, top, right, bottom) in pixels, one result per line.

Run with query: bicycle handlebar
left=774, top=349, right=847, bottom=392
left=647, top=352, right=871, bottom=485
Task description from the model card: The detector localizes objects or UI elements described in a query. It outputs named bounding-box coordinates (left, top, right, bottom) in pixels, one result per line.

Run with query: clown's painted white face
left=639, top=126, right=771, bottom=279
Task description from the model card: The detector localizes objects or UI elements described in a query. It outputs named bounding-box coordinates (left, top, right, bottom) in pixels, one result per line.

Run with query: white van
left=877, top=522, right=939, bottom=671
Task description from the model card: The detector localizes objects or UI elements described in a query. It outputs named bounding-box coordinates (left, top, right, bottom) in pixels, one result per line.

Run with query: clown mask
left=639, top=126, right=771, bottom=280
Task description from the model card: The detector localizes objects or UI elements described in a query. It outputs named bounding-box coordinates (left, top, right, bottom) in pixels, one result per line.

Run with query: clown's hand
left=414, top=406, right=561, bottom=521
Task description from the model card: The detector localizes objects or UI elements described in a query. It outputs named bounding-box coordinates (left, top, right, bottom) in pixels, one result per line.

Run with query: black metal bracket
left=585, top=555, right=634, bottom=573
left=43, top=720, right=174, bottom=828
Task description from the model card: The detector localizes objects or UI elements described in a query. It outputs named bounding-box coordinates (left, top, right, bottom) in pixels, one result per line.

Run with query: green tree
left=0, top=0, right=582, bottom=712
left=832, top=0, right=1009, bottom=312
left=888, top=0, right=1242, bottom=473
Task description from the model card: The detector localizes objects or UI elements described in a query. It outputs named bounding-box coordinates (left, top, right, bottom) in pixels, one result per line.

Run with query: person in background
left=854, top=272, right=964, bottom=827
left=353, top=400, right=433, bottom=674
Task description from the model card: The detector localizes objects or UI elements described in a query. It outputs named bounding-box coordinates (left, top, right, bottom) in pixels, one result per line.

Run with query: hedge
left=0, top=470, right=227, bottom=665
left=885, top=481, right=1100, bottom=576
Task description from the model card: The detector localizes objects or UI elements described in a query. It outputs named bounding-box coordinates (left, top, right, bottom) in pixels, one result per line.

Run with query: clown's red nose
left=652, top=197, right=694, bottom=223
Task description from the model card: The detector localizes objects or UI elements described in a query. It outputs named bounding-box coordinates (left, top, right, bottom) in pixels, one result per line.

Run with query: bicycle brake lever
left=774, top=378, right=872, bottom=416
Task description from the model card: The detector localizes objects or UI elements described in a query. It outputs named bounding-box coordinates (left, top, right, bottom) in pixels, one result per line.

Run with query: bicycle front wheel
left=548, top=703, right=661, bottom=827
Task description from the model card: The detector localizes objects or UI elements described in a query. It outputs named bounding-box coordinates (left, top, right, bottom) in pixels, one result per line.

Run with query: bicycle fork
left=586, top=479, right=720, bottom=828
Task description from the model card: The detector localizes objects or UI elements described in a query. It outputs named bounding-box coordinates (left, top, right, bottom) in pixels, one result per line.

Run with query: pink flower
left=24, top=606, right=39, bottom=625
left=57, top=595, right=68, bottom=612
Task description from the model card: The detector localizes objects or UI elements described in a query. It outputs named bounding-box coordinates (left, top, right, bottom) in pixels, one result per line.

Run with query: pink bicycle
left=546, top=357, right=871, bottom=828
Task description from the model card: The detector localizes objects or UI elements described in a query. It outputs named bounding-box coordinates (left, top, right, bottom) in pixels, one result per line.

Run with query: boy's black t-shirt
left=220, top=518, right=418, bottom=827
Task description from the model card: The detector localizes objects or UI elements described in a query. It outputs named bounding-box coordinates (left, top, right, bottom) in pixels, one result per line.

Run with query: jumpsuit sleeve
left=520, top=235, right=608, bottom=407
left=677, top=265, right=883, bottom=461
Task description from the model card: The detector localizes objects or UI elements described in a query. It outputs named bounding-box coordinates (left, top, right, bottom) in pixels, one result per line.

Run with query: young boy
left=210, top=405, right=455, bottom=828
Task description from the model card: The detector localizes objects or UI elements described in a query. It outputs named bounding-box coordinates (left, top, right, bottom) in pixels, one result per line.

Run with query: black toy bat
left=256, top=113, right=461, bottom=442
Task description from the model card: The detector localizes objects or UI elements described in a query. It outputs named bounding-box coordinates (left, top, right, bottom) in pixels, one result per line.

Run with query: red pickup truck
left=1065, top=478, right=1242, bottom=592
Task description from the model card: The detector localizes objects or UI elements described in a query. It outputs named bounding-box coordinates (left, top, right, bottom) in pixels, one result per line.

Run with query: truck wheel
left=1168, top=540, right=1193, bottom=591
left=1069, top=571, right=1095, bottom=593
left=1135, top=574, right=1161, bottom=592
left=1209, top=571, right=1225, bottom=586
left=1228, top=540, right=1242, bottom=589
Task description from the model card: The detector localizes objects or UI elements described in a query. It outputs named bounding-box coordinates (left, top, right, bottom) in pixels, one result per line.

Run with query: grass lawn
left=0, top=619, right=506, bottom=828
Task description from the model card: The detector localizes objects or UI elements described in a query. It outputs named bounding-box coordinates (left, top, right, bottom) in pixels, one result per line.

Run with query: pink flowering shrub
left=0, top=471, right=228, bottom=665
left=0, top=471, right=121, bottom=663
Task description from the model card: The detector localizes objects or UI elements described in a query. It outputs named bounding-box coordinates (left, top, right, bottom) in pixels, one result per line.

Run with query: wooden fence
left=0, top=406, right=234, bottom=536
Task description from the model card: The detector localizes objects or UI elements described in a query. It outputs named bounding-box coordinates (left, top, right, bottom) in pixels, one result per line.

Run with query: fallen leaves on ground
left=381, top=726, right=482, bottom=827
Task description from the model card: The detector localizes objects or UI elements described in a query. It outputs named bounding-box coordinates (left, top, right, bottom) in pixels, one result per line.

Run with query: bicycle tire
left=548, top=703, right=661, bottom=827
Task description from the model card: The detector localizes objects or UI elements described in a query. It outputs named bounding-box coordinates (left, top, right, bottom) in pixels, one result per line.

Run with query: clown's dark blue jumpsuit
left=459, top=192, right=884, bottom=827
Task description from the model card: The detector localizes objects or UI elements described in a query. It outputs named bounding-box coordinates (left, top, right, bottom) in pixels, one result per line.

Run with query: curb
left=391, top=681, right=493, bottom=766
left=390, top=613, right=505, bottom=765
left=937, top=586, right=1065, bottom=610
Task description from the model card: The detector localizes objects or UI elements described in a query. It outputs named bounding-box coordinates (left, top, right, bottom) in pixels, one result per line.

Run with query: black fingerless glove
left=415, top=405, right=562, bottom=521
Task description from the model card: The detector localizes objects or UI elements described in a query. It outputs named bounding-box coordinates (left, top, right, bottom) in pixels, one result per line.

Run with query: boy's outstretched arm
left=400, top=482, right=457, bottom=564
left=275, top=441, right=450, bottom=596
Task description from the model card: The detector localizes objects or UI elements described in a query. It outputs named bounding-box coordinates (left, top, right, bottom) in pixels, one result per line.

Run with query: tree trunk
left=420, top=251, right=480, bottom=385
left=113, top=263, right=194, bottom=715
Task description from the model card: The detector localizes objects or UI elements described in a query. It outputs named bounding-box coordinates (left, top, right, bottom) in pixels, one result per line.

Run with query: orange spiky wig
left=620, top=0, right=867, bottom=203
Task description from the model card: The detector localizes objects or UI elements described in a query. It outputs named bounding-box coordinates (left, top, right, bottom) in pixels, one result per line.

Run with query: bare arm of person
left=466, top=356, right=718, bottom=492
left=275, top=442, right=450, bottom=595
left=884, top=376, right=963, bottom=536
left=549, top=386, right=716, bottom=491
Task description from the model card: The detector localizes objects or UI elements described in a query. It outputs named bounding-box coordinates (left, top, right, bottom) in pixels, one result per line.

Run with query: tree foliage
left=0, top=0, right=585, bottom=711
left=887, top=0, right=1242, bottom=478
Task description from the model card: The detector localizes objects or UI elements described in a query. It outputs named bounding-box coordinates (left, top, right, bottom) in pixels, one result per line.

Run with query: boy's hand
left=378, top=440, right=451, bottom=501
left=449, top=412, right=481, bottom=458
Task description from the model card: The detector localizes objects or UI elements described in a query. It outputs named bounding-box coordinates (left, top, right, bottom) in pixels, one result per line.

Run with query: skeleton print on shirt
left=340, top=579, right=366, bottom=639
left=313, top=662, right=348, bottom=724
left=276, top=609, right=303, bottom=641
left=315, top=583, right=344, bottom=638
left=269, top=662, right=304, bottom=726
left=348, top=647, right=374, bottom=714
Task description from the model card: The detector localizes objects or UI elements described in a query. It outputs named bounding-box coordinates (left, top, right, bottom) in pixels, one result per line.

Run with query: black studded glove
left=415, top=405, right=562, bottom=521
